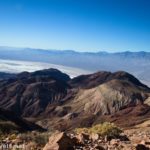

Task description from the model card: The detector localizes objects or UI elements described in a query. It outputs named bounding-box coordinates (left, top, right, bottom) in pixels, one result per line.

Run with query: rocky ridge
left=0, top=69, right=150, bottom=130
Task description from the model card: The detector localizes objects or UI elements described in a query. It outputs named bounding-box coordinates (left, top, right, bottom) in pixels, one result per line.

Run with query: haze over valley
left=0, top=47, right=150, bottom=86
left=0, top=58, right=91, bottom=78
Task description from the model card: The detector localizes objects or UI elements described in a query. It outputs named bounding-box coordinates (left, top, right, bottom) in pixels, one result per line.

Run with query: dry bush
left=0, top=121, right=19, bottom=134
left=75, top=122, right=122, bottom=138
left=90, top=122, right=122, bottom=137
left=19, top=131, right=51, bottom=146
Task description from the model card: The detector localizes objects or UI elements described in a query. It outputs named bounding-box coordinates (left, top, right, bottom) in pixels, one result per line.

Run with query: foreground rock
left=43, top=128, right=150, bottom=150
left=1, top=127, right=150, bottom=150
left=43, top=132, right=75, bottom=150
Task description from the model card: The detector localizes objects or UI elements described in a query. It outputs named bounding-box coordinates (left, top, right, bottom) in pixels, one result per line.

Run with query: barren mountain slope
left=0, top=69, right=150, bottom=130
left=0, top=69, right=71, bottom=117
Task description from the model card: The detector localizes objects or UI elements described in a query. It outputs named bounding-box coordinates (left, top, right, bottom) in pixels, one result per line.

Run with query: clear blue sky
left=0, top=0, right=150, bottom=52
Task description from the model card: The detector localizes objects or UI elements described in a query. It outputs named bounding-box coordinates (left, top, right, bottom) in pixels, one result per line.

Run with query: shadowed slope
left=0, top=108, right=45, bottom=132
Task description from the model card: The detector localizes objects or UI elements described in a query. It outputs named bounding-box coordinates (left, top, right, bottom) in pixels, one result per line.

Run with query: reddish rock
left=90, top=133, right=99, bottom=141
left=75, top=133, right=89, bottom=144
left=43, top=132, right=74, bottom=150
left=110, top=139, right=120, bottom=146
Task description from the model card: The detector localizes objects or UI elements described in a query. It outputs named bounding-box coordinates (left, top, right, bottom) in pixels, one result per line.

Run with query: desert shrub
left=19, top=131, right=51, bottom=146
left=9, top=134, right=17, bottom=140
left=75, top=122, right=122, bottom=138
left=33, top=132, right=50, bottom=146
left=0, top=121, right=19, bottom=134
left=75, top=127, right=89, bottom=134
left=18, top=132, right=32, bottom=141
left=90, top=122, right=122, bottom=137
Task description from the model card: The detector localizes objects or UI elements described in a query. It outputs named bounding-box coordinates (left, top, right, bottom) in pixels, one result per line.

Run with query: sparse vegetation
left=33, top=132, right=50, bottom=146
left=75, top=122, right=122, bottom=138
left=18, top=131, right=52, bottom=146
left=0, top=121, right=19, bottom=134
left=0, top=131, right=52, bottom=149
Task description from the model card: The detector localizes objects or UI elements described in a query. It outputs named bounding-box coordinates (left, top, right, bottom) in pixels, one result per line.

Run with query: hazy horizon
left=0, top=45, right=150, bottom=53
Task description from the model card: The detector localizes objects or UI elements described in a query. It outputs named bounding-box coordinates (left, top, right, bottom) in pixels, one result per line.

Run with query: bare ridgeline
left=0, top=68, right=150, bottom=150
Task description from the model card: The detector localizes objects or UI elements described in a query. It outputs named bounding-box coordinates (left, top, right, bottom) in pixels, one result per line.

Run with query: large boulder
left=43, top=132, right=74, bottom=150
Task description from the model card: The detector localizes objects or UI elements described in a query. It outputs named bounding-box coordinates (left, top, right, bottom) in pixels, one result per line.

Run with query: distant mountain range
left=0, top=68, right=150, bottom=130
left=0, top=46, right=150, bottom=86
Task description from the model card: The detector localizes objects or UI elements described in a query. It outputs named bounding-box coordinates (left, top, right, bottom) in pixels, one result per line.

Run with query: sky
left=0, top=0, right=150, bottom=52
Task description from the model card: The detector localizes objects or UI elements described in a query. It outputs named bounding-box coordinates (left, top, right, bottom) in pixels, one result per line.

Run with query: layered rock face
left=0, top=69, right=150, bottom=129
left=70, top=79, right=148, bottom=115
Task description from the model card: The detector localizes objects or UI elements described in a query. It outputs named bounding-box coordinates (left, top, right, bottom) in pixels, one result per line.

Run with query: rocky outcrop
left=43, top=132, right=75, bottom=150
left=43, top=129, right=150, bottom=150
